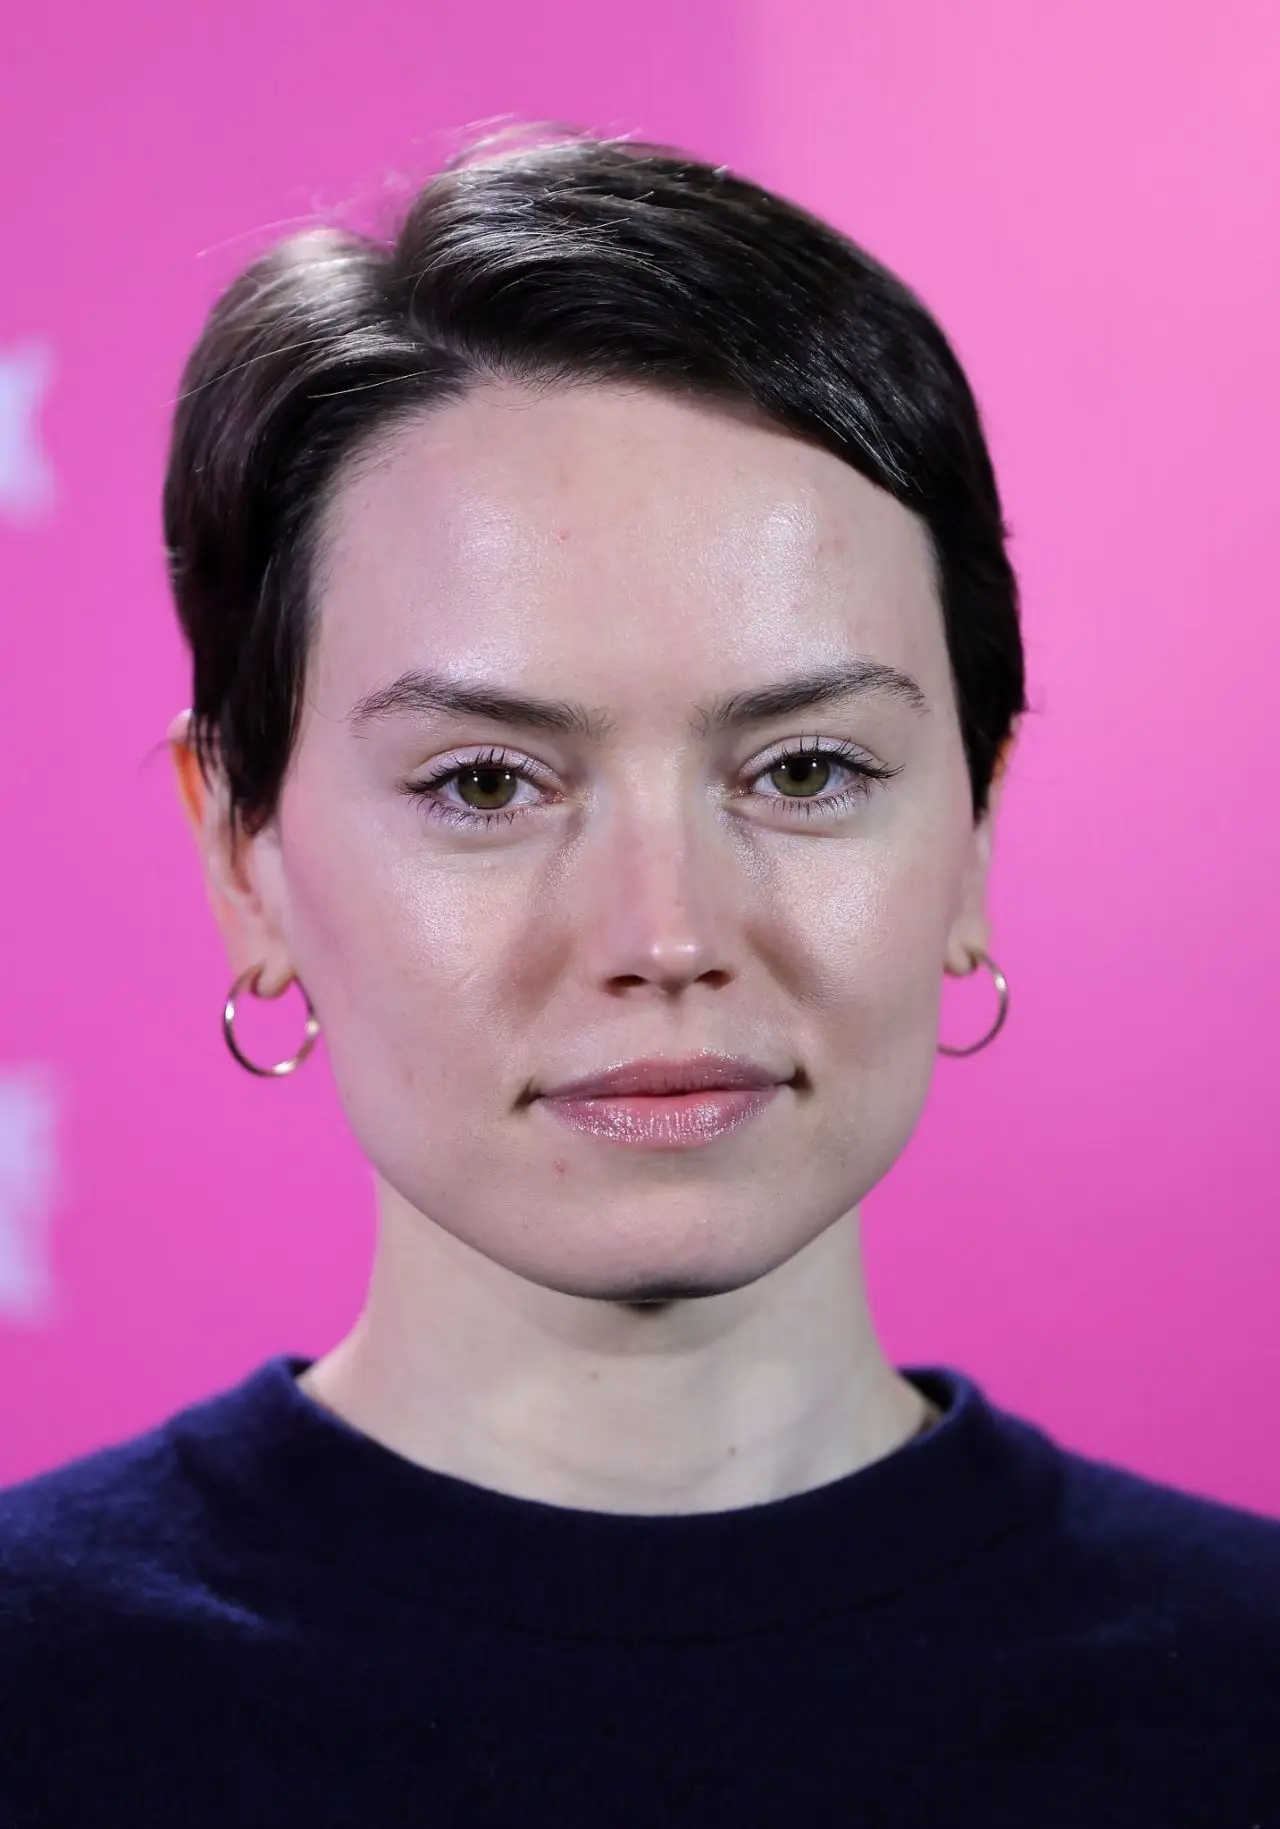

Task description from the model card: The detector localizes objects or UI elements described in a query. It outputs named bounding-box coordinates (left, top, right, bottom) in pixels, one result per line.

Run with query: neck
left=297, top=1188, right=934, bottom=1515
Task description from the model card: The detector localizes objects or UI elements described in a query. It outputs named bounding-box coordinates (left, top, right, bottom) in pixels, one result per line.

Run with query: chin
left=613, top=1273, right=749, bottom=1306
left=433, top=1172, right=848, bottom=1305
left=508, top=1228, right=792, bottom=1306
left=551, top=1269, right=769, bottom=1306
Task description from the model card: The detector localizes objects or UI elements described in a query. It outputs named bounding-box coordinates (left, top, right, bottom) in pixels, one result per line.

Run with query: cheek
left=765, top=825, right=960, bottom=1048
left=277, top=794, right=533, bottom=1112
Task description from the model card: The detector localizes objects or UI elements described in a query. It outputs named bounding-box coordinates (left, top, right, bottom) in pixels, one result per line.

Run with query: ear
left=942, top=732, right=1014, bottom=977
left=166, top=709, right=294, bottom=999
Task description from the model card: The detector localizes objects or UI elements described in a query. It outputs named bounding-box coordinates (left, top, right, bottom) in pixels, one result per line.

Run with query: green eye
left=405, top=739, right=900, bottom=832
left=751, top=741, right=900, bottom=818
left=454, top=765, right=521, bottom=811
left=767, top=755, right=834, bottom=798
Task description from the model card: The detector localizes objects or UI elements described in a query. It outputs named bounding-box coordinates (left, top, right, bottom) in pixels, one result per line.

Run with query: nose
left=578, top=794, right=737, bottom=998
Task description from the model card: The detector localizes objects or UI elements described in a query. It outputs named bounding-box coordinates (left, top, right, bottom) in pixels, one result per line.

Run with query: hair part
left=164, top=130, right=1026, bottom=842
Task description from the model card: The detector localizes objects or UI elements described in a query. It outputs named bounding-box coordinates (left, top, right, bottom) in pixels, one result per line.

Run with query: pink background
left=1, top=0, right=1276, bottom=1511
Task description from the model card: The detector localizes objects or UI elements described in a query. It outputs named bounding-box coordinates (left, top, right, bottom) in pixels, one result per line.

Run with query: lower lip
left=537, top=1085, right=782, bottom=1148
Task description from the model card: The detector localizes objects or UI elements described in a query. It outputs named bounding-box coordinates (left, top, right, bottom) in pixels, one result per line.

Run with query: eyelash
left=401, top=740, right=901, bottom=830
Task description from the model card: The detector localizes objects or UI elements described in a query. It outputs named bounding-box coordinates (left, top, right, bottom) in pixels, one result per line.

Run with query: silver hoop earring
left=223, top=966, right=321, bottom=1078
left=937, top=949, right=1008, bottom=1057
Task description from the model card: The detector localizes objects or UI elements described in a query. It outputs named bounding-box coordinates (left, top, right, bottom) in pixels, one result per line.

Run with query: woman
left=2, top=132, right=1276, bottom=1826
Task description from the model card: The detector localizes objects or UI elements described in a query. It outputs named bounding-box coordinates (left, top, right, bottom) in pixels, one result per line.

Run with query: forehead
left=309, top=381, right=945, bottom=705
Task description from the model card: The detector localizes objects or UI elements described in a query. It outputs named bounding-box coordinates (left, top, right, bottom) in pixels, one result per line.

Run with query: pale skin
left=169, top=380, right=1010, bottom=1516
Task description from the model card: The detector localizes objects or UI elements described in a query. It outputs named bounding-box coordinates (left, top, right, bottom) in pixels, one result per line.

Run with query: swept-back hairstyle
left=164, top=131, right=1024, bottom=841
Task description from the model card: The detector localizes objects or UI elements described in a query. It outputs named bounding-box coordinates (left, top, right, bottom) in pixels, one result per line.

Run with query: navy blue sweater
left=2, top=1353, right=1278, bottom=1826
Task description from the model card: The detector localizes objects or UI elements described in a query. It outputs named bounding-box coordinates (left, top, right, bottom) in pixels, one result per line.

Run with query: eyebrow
left=347, top=658, right=929, bottom=741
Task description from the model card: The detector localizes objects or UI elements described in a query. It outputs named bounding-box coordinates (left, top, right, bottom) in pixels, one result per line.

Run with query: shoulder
left=1051, top=1434, right=1280, bottom=1585
left=0, top=1406, right=287, bottom=1818
left=1032, top=1432, right=1280, bottom=1683
left=0, top=1416, right=215, bottom=1645
left=969, top=1421, right=1280, bottom=1809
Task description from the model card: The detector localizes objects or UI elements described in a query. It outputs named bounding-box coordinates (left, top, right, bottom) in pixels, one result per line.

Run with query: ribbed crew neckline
left=167, top=1354, right=1065, bottom=1642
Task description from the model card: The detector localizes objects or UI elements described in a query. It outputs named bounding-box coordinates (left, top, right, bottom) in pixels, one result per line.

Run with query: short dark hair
left=164, top=130, right=1025, bottom=841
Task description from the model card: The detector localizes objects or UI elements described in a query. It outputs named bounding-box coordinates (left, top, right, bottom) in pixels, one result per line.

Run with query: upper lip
left=539, top=1055, right=789, bottom=1099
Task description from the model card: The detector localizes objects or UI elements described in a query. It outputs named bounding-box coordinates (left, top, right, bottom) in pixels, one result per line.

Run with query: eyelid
left=417, top=744, right=557, bottom=785
left=744, top=732, right=884, bottom=773
left=420, top=735, right=883, bottom=782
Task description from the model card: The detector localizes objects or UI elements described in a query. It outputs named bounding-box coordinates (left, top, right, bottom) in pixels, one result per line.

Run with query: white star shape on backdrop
left=0, top=1067, right=60, bottom=1325
left=0, top=340, right=56, bottom=524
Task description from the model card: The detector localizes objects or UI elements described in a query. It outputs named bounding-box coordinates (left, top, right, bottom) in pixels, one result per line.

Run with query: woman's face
left=220, top=381, right=996, bottom=1301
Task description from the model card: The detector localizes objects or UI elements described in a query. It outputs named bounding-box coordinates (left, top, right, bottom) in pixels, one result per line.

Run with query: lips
left=535, top=1057, right=789, bottom=1150
left=538, top=1056, right=787, bottom=1100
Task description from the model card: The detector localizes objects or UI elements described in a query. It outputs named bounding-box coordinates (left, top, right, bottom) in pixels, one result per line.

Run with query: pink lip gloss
left=537, top=1085, right=782, bottom=1148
